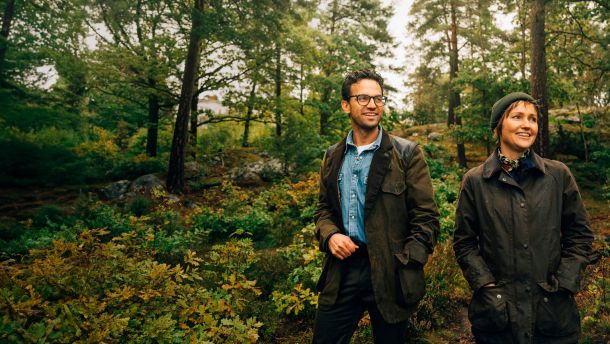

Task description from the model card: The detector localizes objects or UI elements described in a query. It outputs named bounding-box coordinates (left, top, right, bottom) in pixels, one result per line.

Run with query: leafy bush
left=0, top=127, right=89, bottom=186
left=269, top=224, right=322, bottom=318
left=190, top=182, right=271, bottom=242
left=410, top=240, right=469, bottom=333
left=0, top=229, right=263, bottom=343
left=578, top=241, right=610, bottom=343
left=432, top=176, right=459, bottom=242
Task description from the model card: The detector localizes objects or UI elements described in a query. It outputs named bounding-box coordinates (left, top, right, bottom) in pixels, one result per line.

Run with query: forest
left=0, top=0, right=608, bottom=342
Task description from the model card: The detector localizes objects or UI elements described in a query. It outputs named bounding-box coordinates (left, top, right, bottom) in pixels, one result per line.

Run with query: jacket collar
left=364, top=131, right=393, bottom=217
left=482, top=148, right=547, bottom=179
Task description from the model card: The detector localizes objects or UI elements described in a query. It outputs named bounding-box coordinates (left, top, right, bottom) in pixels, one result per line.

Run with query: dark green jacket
left=314, top=131, right=439, bottom=323
left=453, top=150, right=594, bottom=343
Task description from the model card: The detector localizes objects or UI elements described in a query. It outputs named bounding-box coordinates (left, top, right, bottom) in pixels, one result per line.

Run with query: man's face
left=341, top=79, right=383, bottom=131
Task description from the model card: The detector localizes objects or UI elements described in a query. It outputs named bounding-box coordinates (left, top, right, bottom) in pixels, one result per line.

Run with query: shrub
left=269, top=224, right=322, bottom=318
left=0, top=229, right=263, bottom=343
left=578, top=241, right=610, bottom=343
left=127, top=195, right=153, bottom=217
left=410, top=240, right=469, bottom=333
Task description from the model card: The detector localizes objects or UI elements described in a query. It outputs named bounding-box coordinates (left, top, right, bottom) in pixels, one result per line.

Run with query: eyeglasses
left=349, top=94, right=387, bottom=106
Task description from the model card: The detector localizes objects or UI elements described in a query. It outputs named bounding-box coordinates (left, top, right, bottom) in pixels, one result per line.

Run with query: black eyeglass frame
left=348, top=94, right=387, bottom=106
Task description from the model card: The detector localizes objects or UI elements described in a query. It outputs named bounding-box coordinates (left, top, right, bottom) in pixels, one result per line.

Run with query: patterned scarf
left=498, top=148, right=530, bottom=172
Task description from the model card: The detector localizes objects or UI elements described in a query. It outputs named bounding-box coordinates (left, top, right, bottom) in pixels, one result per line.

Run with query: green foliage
left=410, top=240, right=469, bottom=333
left=432, top=177, right=458, bottom=242
left=0, top=230, right=262, bottom=343
left=423, top=143, right=452, bottom=179
left=578, top=241, right=610, bottom=343
left=127, top=195, right=153, bottom=217
left=270, top=224, right=322, bottom=317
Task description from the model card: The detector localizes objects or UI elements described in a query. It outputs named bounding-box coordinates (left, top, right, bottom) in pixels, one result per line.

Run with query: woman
left=453, top=92, right=594, bottom=343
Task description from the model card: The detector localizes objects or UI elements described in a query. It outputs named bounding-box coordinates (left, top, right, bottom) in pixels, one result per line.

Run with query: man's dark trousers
left=312, top=246, right=407, bottom=344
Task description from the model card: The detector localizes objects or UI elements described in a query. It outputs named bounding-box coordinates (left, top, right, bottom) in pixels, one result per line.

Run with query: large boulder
left=230, top=157, right=283, bottom=186
left=184, top=161, right=203, bottom=179
left=427, top=132, right=442, bottom=141
left=129, top=174, right=165, bottom=196
left=99, top=180, right=130, bottom=201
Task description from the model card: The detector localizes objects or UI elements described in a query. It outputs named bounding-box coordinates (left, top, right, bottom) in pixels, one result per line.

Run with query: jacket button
left=520, top=202, right=525, bottom=208
left=501, top=177, right=506, bottom=182
left=543, top=297, right=548, bottom=302
left=525, top=286, right=531, bottom=292
left=496, top=294, right=502, bottom=299
left=523, top=244, right=528, bottom=249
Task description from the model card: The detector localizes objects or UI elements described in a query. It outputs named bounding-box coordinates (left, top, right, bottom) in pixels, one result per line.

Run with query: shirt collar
left=345, top=125, right=383, bottom=153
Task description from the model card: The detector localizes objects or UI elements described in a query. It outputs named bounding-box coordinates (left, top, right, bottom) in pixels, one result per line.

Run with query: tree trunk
left=0, top=0, right=16, bottom=82
left=189, top=79, right=200, bottom=160
left=319, top=86, right=331, bottom=135
left=576, top=103, right=588, bottom=162
left=299, top=63, right=305, bottom=116
left=530, top=0, right=549, bottom=157
left=320, top=1, right=338, bottom=136
left=167, top=0, right=204, bottom=193
left=274, top=42, right=282, bottom=137
left=448, top=0, right=467, bottom=168
left=146, top=91, right=159, bottom=157
left=242, top=79, right=257, bottom=147
left=518, top=0, right=528, bottom=82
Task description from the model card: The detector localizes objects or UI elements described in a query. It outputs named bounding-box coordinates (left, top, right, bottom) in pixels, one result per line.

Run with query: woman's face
left=499, top=101, right=538, bottom=159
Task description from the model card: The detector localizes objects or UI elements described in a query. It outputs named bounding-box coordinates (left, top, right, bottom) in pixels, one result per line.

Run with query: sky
left=377, top=0, right=415, bottom=111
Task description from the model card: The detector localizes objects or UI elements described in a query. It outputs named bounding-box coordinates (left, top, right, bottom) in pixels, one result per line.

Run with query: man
left=313, top=70, right=439, bottom=343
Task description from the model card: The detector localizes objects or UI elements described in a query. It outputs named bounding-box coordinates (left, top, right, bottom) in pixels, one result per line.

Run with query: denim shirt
left=339, top=126, right=383, bottom=244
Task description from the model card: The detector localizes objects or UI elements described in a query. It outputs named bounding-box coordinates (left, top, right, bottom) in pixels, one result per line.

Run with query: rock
left=566, top=116, right=581, bottom=124
left=427, top=132, right=442, bottom=141
left=99, top=180, right=130, bottom=200
left=230, top=157, right=283, bottom=186
left=231, top=169, right=264, bottom=186
left=411, top=132, right=419, bottom=137
left=129, top=174, right=165, bottom=196
left=184, top=161, right=202, bottom=179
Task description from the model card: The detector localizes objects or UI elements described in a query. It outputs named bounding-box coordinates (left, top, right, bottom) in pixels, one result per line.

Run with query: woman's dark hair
left=341, top=70, right=384, bottom=100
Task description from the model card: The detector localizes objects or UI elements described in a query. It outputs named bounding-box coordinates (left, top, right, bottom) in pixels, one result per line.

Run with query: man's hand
left=328, top=234, right=359, bottom=260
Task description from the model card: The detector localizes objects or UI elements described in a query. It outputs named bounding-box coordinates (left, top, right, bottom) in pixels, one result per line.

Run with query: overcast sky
left=378, top=0, right=415, bottom=111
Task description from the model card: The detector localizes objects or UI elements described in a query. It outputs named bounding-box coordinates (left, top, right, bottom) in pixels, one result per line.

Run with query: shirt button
left=525, top=286, right=531, bottom=292
left=496, top=294, right=502, bottom=299
left=351, top=215, right=355, bottom=219
left=501, top=177, right=506, bottom=182
left=520, top=202, right=525, bottom=208
left=523, top=244, right=528, bottom=249
left=543, top=297, right=548, bottom=303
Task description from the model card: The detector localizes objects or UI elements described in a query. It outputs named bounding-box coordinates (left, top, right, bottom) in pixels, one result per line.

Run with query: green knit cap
left=490, top=92, right=536, bottom=130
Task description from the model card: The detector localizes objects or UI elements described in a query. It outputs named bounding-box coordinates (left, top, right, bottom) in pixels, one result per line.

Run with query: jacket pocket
left=381, top=179, right=406, bottom=195
left=468, top=285, right=509, bottom=332
left=397, top=265, right=425, bottom=305
left=535, top=288, right=580, bottom=337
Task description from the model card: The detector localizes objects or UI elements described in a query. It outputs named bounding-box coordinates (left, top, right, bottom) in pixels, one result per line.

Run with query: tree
left=167, top=0, right=204, bottom=194
left=0, top=0, right=15, bottom=84
left=409, top=0, right=469, bottom=167
left=86, top=0, right=178, bottom=157
left=313, top=0, right=393, bottom=136
left=530, top=0, right=549, bottom=157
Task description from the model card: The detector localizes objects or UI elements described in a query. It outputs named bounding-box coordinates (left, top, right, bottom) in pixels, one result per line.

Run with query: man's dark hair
left=341, top=70, right=384, bottom=100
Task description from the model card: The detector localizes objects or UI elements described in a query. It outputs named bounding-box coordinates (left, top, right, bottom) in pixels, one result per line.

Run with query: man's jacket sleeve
left=401, top=146, right=440, bottom=266
left=556, top=165, right=594, bottom=293
left=453, top=174, right=496, bottom=291
left=314, top=150, right=340, bottom=252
